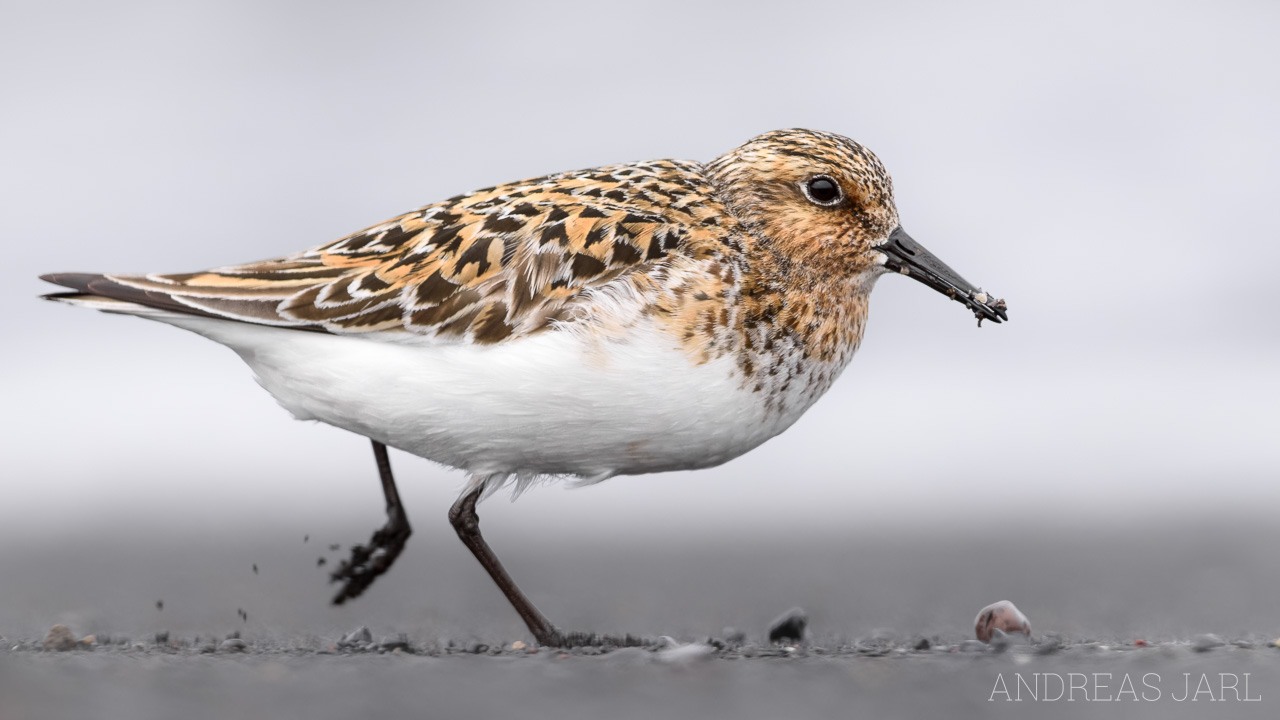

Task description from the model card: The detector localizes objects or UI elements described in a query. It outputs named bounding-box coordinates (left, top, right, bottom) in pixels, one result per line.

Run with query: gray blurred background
left=2, top=0, right=1279, bottom=648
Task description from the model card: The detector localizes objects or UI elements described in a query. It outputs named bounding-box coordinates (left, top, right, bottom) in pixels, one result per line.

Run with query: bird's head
left=707, top=128, right=1007, bottom=325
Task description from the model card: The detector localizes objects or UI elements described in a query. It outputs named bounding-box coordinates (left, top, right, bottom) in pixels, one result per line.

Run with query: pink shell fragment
left=974, top=600, right=1031, bottom=643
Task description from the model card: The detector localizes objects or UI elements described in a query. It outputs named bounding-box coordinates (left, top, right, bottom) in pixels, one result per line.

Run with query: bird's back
left=42, top=158, right=746, bottom=349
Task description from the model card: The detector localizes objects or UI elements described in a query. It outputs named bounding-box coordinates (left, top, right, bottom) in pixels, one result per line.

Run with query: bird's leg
left=448, top=488, right=561, bottom=646
left=330, top=441, right=413, bottom=604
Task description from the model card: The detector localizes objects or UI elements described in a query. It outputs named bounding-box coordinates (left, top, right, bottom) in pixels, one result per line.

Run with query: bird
left=40, top=128, right=1007, bottom=646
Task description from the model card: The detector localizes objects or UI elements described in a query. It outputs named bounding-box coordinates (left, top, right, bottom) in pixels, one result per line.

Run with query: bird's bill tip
left=879, top=227, right=1008, bottom=326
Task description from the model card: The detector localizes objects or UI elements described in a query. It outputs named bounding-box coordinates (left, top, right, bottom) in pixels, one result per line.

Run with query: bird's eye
left=802, top=175, right=843, bottom=206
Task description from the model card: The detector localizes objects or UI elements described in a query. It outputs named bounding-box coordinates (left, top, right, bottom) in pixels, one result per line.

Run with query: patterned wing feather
left=77, top=160, right=732, bottom=344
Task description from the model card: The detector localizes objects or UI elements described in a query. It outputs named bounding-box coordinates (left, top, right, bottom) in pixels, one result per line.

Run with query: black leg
left=448, top=488, right=561, bottom=646
left=330, top=441, right=413, bottom=604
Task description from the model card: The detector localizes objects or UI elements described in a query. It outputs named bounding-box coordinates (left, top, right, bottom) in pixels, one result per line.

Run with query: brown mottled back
left=89, top=160, right=745, bottom=343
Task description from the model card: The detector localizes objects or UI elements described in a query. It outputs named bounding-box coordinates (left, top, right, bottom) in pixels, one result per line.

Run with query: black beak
left=879, top=227, right=1008, bottom=326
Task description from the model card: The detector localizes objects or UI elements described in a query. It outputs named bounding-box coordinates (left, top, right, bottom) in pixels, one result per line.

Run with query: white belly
left=154, top=315, right=799, bottom=483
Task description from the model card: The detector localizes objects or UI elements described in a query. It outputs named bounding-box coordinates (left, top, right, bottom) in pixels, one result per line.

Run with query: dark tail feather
left=39, top=272, right=222, bottom=319
left=39, top=272, right=101, bottom=294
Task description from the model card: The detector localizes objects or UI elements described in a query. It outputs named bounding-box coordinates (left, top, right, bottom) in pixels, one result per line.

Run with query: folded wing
left=43, top=160, right=721, bottom=345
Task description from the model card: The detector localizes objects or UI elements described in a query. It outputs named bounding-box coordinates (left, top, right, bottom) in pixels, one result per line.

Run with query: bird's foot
left=329, top=507, right=411, bottom=604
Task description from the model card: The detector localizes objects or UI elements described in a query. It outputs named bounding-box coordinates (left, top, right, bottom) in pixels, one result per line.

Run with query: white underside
left=83, top=300, right=806, bottom=493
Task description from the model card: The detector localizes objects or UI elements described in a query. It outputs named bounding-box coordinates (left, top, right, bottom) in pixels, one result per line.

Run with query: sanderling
left=41, top=128, right=1007, bottom=645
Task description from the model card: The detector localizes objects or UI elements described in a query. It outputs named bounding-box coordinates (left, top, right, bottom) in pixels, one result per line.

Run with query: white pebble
left=655, top=642, right=716, bottom=666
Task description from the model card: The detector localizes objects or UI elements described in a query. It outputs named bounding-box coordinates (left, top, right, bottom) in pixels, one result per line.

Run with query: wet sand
left=2, top=517, right=1279, bottom=719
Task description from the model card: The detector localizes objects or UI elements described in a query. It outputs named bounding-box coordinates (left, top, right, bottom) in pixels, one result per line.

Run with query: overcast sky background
left=2, top=0, right=1278, bottom=544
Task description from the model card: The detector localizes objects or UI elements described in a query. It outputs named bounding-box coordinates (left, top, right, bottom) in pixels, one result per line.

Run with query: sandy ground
left=2, top=517, right=1279, bottom=719
left=4, top=644, right=1279, bottom=720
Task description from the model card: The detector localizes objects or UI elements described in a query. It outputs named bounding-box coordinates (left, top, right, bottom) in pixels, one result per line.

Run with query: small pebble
left=974, top=600, right=1031, bottom=643
left=43, top=625, right=77, bottom=652
left=913, top=637, right=932, bottom=651
left=853, top=638, right=892, bottom=657
left=154, top=631, right=169, bottom=645
left=1036, top=633, right=1064, bottom=651
left=340, top=627, right=373, bottom=647
left=509, top=640, right=526, bottom=651
left=1192, top=634, right=1224, bottom=652
left=655, top=636, right=682, bottom=650
left=80, top=635, right=97, bottom=647
left=767, top=607, right=808, bottom=644
left=655, top=642, right=716, bottom=665
left=466, top=641, right=489, bottom=654
left=722, top=627, right=746, bottom=644
left=1133, top=639, right=1149, bottom=647
left=380, top=634, right=412, bottom=652
left=220, top=638, right=247, bottom=652
left=988, top=628, right=1030, bottom=653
